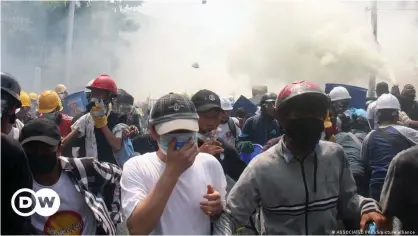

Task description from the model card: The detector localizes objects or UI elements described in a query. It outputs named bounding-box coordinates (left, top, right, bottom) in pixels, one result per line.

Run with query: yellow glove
left=90, top=100, right=108, bottom=128
left=92, top=115, right=108, bottom=128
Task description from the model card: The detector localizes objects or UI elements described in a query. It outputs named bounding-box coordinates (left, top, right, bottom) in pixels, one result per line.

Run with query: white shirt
left=218, top=117, right=241, bottom=147
left=8, top=119, right=24, bottom=140
left=8, top=126, right=20, bottom=140
left=121, top=152, right=227, bottom=235
left=366, top=101, right=378, bottom=128
left=71, top=113, right=98, bottom=158
left=32, top=172, right=96, bottom=235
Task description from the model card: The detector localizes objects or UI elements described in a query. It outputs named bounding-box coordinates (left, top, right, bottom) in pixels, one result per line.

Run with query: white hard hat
left=376, top=94, right=400, bottom=110
left=85, top=79, right=94, bottom=93
left=220, top=97, right=233, bottom=111
left=329, top=86, right=351, bottom=102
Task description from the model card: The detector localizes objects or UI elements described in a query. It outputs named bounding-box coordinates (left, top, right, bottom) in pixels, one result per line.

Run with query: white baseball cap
left=220, top=97, right=233, bottom=111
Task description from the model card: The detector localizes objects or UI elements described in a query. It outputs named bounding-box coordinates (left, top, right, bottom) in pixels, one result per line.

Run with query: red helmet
left=275, top=80, right=329, bottom=111
left=87, top=74, right=117, bottom=94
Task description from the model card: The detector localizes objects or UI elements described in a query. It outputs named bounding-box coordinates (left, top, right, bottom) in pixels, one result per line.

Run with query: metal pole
left=368, top=0, right=378, bottom=98
left=64, top=1, right=75, bottom=86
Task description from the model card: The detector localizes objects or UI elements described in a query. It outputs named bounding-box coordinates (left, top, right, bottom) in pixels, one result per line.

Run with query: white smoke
left=227, top=0, right=418, bottom=94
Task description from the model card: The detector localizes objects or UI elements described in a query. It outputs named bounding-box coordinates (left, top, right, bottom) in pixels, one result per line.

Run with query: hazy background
left=2, top=0, right=418, bottom=101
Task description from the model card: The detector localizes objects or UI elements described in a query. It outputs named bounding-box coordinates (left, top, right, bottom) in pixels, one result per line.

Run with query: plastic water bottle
left=367, top=222, right=376, bottom=235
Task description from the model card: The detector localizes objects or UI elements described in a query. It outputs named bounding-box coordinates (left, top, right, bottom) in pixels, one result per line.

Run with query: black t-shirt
left=1, top=134, right=33, bottom=234
left=131, top=134, right=158, bottom=154
left=198, top=138, right=247, bottom=181
left=94, top=112, right=125, bottom=165
left=380, top=145, right=418, bottom=232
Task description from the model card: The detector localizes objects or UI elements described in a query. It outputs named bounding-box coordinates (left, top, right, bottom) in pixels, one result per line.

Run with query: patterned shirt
left=59, top=156, right=123, bottom=235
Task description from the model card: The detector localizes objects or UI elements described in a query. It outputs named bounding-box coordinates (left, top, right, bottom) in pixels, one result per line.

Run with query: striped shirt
left=59, top=156, right=123, bottom=235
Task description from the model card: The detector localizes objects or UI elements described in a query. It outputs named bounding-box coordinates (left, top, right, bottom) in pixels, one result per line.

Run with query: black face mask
left=27, top=152, right=58, bottom=175
left=284, top=118, right=324, bottom=152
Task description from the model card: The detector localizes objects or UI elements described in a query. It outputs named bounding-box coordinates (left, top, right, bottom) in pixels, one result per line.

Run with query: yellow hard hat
left=324, top=111, right=332, bottom=129
left=28, top=92, right=38, bottom=101
left=20, top=91, right=32, bottom=107
left=37, top=90, right=63, bottom=113
left=55, top=84, right=67, bottom=94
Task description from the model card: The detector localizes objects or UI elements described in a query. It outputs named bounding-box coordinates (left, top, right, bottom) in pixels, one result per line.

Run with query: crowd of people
left=1, top=71, right=418, bottom=235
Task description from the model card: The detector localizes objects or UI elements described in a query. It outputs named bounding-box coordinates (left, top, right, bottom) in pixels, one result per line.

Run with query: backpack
left=227, top=117, right=237, bottom=138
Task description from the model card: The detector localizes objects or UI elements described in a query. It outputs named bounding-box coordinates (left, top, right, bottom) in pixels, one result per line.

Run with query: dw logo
left=11, top=188, right=61, bottom=217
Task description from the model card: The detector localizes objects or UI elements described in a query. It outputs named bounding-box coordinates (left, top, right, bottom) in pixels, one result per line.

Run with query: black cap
left=19, top=118, right=61, bottom=146
left=260, top=92, right=277, bottom=105
left=191, top=89, right=221, bottom=112
left=149, top=93, right=199, bottom=135
left=1, top=72, right=22, bottom=107
left=116, top=89, right=134, bottom=105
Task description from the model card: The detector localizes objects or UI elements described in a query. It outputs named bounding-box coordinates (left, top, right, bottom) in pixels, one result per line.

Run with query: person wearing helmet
left=16, top=91, right=37, bottom=124
left=236, top=92, right=281, bottom=154
left=214, top=81, right=386, bottom=235
left=55, top=83, right=68, bottom=101
left=361, top=93, right=418, bottom=201
left=38, top=90, right=73, bottom=137
left=218, top=97, right=241, bottom=147
left=1, top=72, right=23, bottom=139
left=328, top=86, right=370, bottom=134
left=329, top=86, right=352, bottom=115
left=1, top=72, right=37, bottom=234
left=367, top=82, right=390, bottom=129
left=63, top=74, right=125, bottom=165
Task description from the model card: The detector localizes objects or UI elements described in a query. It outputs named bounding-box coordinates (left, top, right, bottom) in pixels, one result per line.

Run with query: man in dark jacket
left=236, top=93, right=281, bottom=154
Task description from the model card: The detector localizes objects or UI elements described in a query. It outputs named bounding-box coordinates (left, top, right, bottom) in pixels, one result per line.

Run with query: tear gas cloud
left=2, top=1, right=417, bottom=101
left=227, top=0, right=418, bottom=95
left=120, top=0, right=418, bottom=99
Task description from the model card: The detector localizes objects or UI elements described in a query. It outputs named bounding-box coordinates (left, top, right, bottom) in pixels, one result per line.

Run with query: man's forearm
left=127, top=168, right=179, bottom=235
left=101, top=126, right=122, bottom=151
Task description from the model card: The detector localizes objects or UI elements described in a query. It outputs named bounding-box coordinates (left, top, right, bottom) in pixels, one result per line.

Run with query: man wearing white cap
left=218, top=97, right=241, bottom=148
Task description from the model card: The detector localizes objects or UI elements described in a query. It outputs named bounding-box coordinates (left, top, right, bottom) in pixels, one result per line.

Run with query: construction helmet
left=38, top=90, right=63, bottom=113
left=86, top=74, right=118, bottom=94
left=276, top=81, right=329, bottom=112
left=1, top=72, right=22, bottom=108
left=329, top=86, right=351, bottom=102
left=28, top=92, right=38, bottom=101
left=55, top=84, right=67, bottom=94
left=376, top=94, right=400, bottom=111
left=20, top=91, right=32, bottom=107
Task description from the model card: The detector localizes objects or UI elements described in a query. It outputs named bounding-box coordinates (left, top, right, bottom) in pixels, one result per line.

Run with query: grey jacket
left=214, top=138, right=381, bottom=235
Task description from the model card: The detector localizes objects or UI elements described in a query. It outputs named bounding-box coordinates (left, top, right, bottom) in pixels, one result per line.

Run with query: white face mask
left=158, top=132, right=198, bottom=155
